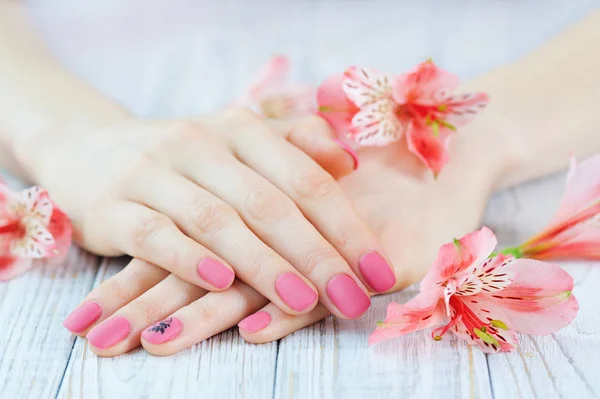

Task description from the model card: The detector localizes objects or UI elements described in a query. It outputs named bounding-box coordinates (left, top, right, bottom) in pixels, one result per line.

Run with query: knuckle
left=132, top=299, right=165, bottom=322
left=195, top=303, right=216, bottom=324
left=244, top=189, right=295, bottom=223
left=301, top=247, right=341, bottom=276
left=290, top=169, right=338, bottom=200
left=244, top=251, right=279, bottom=281
left=131, top=214, right=172, bottom=251
left=166, top=120, right=204, bottom=141
left=97, top=278, right=132, bottom=304
left=299, top=115, right=333, bottom=136
left=187, top=198, right=237, bottom=236
left=226, top=105, right=262, bottom=126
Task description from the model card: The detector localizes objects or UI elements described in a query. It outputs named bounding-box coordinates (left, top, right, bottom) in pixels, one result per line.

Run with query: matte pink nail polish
left=359, top=251, right=396, bottom=292
left=335, top=139, right=359, bottom=170
left=326, top=274, right=371, bottom=318
left=238, top=311, right=271, bottom=333
left=142, top=317, right=183, bottom=345
left=63, top=301, right=103, bottom=333
left=275, top=273, right=318, bottom=312
left=197, top=258, right=234, bottom=289
left=87, top=316, right=131, bottom=349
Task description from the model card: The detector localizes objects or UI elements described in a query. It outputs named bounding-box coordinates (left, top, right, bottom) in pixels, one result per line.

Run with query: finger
left=86, top=274, right=206, bottom=357
left=141, top=280, right=268, bottom=356
left=232, top=115, right=396, bottom=296
left=129, top=167, right=319, bottom=316
left=62, top=258, right=168, bottom=336
left=178, top=151, right=370, bottom=319
left=238, top=302, right=330, bottom=344
left=90, top=201, right=235, bottom=292
left=267, top=115, right=359, bottom=178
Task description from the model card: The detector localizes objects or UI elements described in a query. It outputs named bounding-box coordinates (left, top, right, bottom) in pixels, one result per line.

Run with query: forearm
left=460, top=10, right=600, bottom=191
left=0, top=4, right=129, bottom=179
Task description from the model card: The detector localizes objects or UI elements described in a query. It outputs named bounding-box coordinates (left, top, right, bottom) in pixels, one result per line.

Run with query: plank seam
left=53, top=255, right=104, bottom=399
left=485, top=354, right=496, bottom=399
left=271, top=338, right=281, bottom=399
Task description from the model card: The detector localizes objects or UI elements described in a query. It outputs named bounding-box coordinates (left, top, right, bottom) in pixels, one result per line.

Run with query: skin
left=1, top=5, right=600, bottom=356
left=0, top=4, right=396, bottom=323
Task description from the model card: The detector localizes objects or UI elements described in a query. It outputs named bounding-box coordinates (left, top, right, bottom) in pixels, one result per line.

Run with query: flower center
left=431, top=296, right=508, bottom=347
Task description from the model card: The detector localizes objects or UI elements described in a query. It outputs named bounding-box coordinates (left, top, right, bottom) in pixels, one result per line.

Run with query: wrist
left=449, top=66, right=529, bottom=194
left=10, top=106, right=132, bottom=183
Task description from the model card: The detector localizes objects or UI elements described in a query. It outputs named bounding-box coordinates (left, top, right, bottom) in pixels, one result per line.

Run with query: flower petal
left=451, top=315, right=518, bottom=353
left=0, top=256, right=33, bottom=281
left=317, top=73, right=359, bottom=138
left=393, top=60, right=460, bottom=105
left=369, top=289, right=445, bottom=345
left=47, top=206, right=73, bottom=256
left=442, top=92, right=489, bottom=126
left=470, top=254, right=515, bottom=294
left=482, top=259, right=578, bottom=335
left=551, top=154, right=600, bottom=226
left=348, top=99, right=404, bottom=146
left=342, top=67, right=394, bottom=108
left=420, top=227, right=497, bottom=291
left=405, top=121, right=452, bottom=176
left=244, top=55, right=290, bottom=102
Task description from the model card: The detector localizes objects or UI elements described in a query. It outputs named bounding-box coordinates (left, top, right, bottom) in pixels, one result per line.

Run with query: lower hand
left=65, top=128, right=503, bottom=356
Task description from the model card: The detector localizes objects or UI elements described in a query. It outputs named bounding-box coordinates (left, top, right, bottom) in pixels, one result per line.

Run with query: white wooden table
left=1, top=1, right=600, bottom=398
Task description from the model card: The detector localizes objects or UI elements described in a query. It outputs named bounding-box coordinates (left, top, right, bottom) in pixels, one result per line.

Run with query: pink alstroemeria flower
left=369, top=227, right=578, bottom=353
left=317, top=60, right=488, bottom=175
left=509, top=154, right=600, bottom=260
left=0, top=183, right=72, bottom=281
left=239, top=55, right=316, bottom=119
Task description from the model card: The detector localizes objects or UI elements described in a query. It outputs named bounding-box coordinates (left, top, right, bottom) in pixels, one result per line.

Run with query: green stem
left=490, top=246, right=524, bottom=259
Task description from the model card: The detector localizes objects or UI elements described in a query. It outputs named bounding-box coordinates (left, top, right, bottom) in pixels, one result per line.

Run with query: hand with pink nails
left=12, top=106, right=399, bottom=324
left=63, top=128, right=500, bottom=357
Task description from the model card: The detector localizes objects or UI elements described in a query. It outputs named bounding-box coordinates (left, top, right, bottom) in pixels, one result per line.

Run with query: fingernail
left=359, top=251, right=396, bottom=292
left=63, top=301, right=103, bottom=333
left=326, top=274, right=371, bottom=318
left=335, top=139, right=359, bottom=170
left=197, top=258, right=235, bottom=289
left=87, top=316, right=131, bottom=349
left=238, top=311, right=271, bottom=333
left=142, top=317, right=183, bottom=345
left=275, top=273, right=318, bottom=312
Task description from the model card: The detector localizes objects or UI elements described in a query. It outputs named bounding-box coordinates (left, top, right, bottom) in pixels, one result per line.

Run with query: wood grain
left=1, top=1, right=600, bottom=398
left=274, top=286, right=493, bottom=399
left=0, top=248, right=99, bottom=399
left=57, top=258, right=278, bottom=399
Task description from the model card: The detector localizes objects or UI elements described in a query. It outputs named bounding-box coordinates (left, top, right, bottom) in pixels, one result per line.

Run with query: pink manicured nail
left=197, top=258, right=234, bottom=289
left=275, top=273, right=318, bottom=312
left=142, top=317, right=183, bottom=345
left=326, top=274, right=371, bottom=318
left=87, top=316, right=131, bottom=349
left=63, top=301, right=103, bottom=333
left=359, top=251, right=396, bottom=292
left=238, top=311, right=271, bottom=333
left=335, top=139, right=359, bottom=170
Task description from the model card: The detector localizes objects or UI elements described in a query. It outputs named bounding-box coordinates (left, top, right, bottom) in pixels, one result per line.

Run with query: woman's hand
left=65, top=126, right=505, bottom=356
left=31, top=110, right=400, bottom=333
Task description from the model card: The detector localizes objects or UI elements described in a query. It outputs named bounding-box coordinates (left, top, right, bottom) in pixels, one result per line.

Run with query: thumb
left=267, top=115, right=359, bottom=179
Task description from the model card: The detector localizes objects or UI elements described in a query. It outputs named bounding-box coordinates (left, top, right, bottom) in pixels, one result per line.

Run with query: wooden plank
left=0, top=247, right=100, bottom=399
left=58, top=257, right=278, bottom=399
left=273, top=285, right=493, bottom=399
left=487, top=264, right=600, bottom=399
left=484, top=174, right=600, bottom=399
